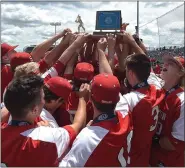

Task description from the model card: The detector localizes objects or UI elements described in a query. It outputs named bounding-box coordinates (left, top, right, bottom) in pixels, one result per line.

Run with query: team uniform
left=60, top=109, right=132, bottom=167
left=116, top=82, right=165, bottom=166
left=66, top=92, right=94, bottom=124
left=1, top=121, right=76, bottom=167
left=1, top=65, right=14, bottom=101
left=60, top=73, right=133, bottom=167
left=150, top=87, right=184, bottom=167
left=42, top=60, right=65, bottom=81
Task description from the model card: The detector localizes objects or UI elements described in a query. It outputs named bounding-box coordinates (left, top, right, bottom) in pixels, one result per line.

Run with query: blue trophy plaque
left=96, top=10, right=122, bottom=30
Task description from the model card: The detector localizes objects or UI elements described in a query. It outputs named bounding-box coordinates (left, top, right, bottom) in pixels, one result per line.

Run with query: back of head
left=44, top=76, right=72, bottom=101
left=91, top=73, right=120, bottom=113
left=74, top=62, right=94, bottom=82
left=4, top=75, right=44, bottom=119
left=14, top=62, right=40, bottom=78
left=10, top=52, right=32, bottom=72
left=125, top=53, right=151, bottom=82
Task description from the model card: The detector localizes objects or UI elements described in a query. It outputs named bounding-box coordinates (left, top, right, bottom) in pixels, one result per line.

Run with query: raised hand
left=58, top=28, right=72, bottom=38
left=121, top=23, right=129, bottom=31
left=75, top=33, right=91, bottom=45
left=97, top=38, right=107, bottom=51
left=121, top=32, right=135, bottom=44
left=78, top=83, right=90, bottom=101
left=107, top=33, right=116, bottom=50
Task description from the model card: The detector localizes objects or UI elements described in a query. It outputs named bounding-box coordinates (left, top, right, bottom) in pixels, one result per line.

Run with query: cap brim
left=9, top=45, right=18, bottom=53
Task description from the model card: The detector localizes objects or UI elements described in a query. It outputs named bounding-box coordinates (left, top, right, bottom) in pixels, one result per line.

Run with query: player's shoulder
left=20, top=126, right=68, bottom=143
left=75, top=126, right=109, bottom=144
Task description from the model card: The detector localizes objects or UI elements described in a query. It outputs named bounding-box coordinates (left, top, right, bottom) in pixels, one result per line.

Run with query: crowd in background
left=1, top=24, right=184, bottom=167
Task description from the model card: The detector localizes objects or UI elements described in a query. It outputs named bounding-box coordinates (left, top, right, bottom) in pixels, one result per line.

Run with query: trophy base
left=93, top=31, right=120, bottom=36
left=91, top=31, right=123, bottom=41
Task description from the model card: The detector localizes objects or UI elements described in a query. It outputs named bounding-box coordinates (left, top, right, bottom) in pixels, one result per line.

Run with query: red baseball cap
left=10, top=52, right=32, bottom=70
left=74, top=62, right=94, bottom=81
left=1, top=43, right=18, bottom=57
left=91, top=73, right=120, bottom=104
left=44, top=77, right=72, bottom=100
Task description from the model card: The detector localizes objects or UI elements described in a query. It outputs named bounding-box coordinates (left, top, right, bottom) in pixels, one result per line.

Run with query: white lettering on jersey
left=150, top=106, right=160, bottom=131
left=118, top=148, right=126, bottom=167
left=118, top=130, right=133, bottom=166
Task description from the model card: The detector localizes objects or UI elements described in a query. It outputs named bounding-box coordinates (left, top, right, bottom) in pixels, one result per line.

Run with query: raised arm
left=31, top=28, right=71, bottom=62
left=97, top=38, right=113, bottom=75
left=116, top=42, right=129, bottom=71
left=107, top=33, right=116, bottom=71
left=122, top=32, right=145, bottom=55
left=69, top=83, right=90, bottom=134
left=58, top=33, right=90, bottom=65
left=44, top=32, right=73, bottom=67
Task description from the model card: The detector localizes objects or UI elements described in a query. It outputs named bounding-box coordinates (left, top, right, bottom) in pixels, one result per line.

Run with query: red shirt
left=66, top=92, right=94, bottom=124
left=42, top=60, right=65, bottom=82
left=116, top=85, right=165, bottom=166
left=1, top=122, right=76, bottom=167
left=53, top=103, right=71, bottom=127
left=53, top=92, right=94, bottom=127
left=1, top=65, right=14, bottom=101
left=60, top=110, right=133, bottom=167
left=150, top=88, right=184, bottom=167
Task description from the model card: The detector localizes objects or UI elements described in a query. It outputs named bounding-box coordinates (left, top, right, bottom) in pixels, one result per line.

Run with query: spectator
left=150, top=56, right=184, bottom=167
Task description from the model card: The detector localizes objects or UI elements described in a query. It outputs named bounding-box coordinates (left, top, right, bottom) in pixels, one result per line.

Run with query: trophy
left=93, top=10, right=122, bottom=39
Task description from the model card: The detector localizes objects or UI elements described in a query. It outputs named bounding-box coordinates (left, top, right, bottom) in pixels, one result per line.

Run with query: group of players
left=1, top=25, right=184, bottom=167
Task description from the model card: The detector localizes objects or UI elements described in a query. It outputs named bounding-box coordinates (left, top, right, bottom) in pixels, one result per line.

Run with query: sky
left=1, top=1, right=184, bottom=51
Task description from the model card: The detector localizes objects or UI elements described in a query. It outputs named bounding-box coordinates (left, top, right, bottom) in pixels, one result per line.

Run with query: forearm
left=129, top=41, right=145, bottom=55
left=108, top=48, right=115, bottom=71
left=44, top=40, right=69, bottom=66
left=98, top=49, right=113, bottom=74
left=71, top=98, right=87, bottom=133
left=64, top=53, right=78, bottom=75
left=118, top=44, right=129, bottom=71
left=31, top=34, right=63, bottom=62
left=58, top=41, right=82, bottom=65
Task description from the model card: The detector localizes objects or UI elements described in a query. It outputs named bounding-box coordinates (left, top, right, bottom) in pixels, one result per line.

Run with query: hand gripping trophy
left=75, top=14, right=85, bottom=33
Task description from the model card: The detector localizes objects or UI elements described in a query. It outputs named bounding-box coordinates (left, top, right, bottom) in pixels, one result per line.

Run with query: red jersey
left=116, top=85, right=165, bottom=166
left=1, top=65, right=13, bottom=101
left=53, top=103, right=71, bottom=127
left=1, top=122, right=76, bottom=167
left=60, top=109, right=133, bottom=167
left=42, top=60, right=65, bottom=81
left=66, top=92, right=94, bottom=124
left=53, top=93, right=94, bottom=127
left=150, top=87, right=184, bottom=167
